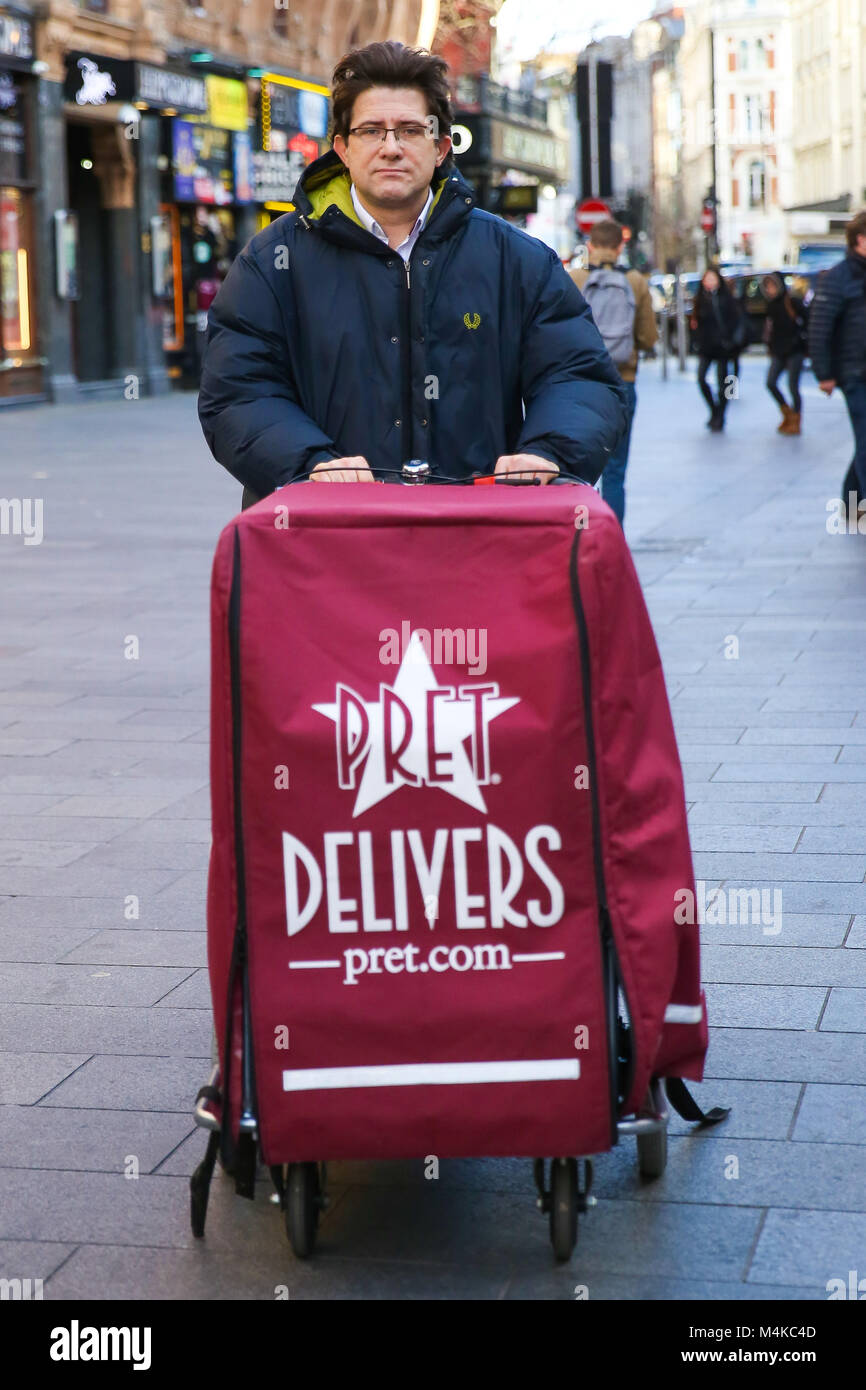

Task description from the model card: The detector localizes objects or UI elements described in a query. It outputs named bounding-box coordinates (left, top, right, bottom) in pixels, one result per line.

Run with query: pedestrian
left=761, top=272, right=808, bottom=436
left=690, top=268, right=744, bottom=432
left=198, top=41, right=628, bottom=505
left=569, top=218, right=657, bottom=524
left=808, top=209, right=866, bottom=510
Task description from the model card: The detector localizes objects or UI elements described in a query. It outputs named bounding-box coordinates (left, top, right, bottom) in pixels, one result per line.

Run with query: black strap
left=666, top=1077, right=730, bottom=1128
left=195, top=1084, right=220, bottom=1106
left=233, top=1131, right=257, bottom=1201
left=190, top=1130, right=220, bottom=1238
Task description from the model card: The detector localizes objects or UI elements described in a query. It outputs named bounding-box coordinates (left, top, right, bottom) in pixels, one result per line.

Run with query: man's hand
left=819, top=380, right=836, bottom=396
left=494, top=453, right=560, bottom=484
left=310, top=456, right=375, bottom=481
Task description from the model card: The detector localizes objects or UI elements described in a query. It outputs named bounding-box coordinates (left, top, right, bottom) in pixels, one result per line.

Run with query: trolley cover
left=207, top=484, right=707, bottom=1163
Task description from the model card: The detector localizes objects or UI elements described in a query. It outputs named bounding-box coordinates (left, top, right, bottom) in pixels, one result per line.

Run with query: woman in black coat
left=690, top=269, right=745, bottom=432
left=762, top=272, right=809, bottom=435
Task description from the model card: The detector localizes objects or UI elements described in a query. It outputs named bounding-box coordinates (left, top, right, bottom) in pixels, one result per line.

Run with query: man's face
left=855, top=232, right=866, bottom=257
left=333, top=86, right=451, bottom=212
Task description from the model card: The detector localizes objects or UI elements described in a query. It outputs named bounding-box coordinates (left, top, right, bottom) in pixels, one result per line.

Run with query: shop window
left=0, top=73, right=28, bottom=184
left=748, top=160, right=765, bottom=208
left=0, top=187, right=32, bottom=353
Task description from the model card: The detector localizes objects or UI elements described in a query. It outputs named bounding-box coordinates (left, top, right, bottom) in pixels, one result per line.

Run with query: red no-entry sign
left=576, top=198, right=612, bottom=235
left=700, top=203, right=715, bottom=233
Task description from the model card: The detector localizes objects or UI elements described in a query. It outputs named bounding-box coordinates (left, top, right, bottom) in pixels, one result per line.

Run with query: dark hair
left=846, top=210, right=866, bottom=249
left=331, top=41, right=453, bottom=142
left=693, top=268, right=731, bottom=317
left=588, top=218, right=623, bottom=251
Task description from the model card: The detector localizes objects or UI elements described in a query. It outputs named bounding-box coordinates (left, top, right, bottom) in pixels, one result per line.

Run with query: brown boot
left=786, top=410, right=801, bottom=436
left=777, top=404, right=795, bottom=433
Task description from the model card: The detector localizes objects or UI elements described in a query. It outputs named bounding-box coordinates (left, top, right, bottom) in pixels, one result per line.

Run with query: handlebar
left=291, top=461, right=591, bottom=486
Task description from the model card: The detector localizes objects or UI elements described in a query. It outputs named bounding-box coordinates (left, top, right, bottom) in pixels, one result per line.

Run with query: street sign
left=576, top=197, right=612, bottom=235
left=700, top=203, right=715, bottom=233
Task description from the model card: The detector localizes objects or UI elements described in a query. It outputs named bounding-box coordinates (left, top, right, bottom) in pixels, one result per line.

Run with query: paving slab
left=0, top=963, right=196, bottom=1008
left=819, top=989, right=866, bottom=1032
left=704, top=983, right=827, bottom=1030
left=705, top=1028, right=866, bottom=1085
left=0, top=1054, right=91, bottom=1105
left=748, top=1209, right=866, bottom=1290
left=0, top=1106, right=194, bottom=1173
left=36, top=1054, right=206, bottom=1113
left=792, top=1084, right=866, bottom=1145
left=0, top=1241, right=77, bottom=1285
left=60, top=930, right=206, bottom=968
left=0, top=1004, right=210, bottom=1056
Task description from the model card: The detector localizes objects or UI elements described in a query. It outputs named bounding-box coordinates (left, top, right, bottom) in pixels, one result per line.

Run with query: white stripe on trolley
left=282, top=1058, right=580, bottom=1092
left=289, top=960, right=342, bottom=969
left=512, top=952, right=566, bottom=963
left=664, top=1003, right=704, bottom=1024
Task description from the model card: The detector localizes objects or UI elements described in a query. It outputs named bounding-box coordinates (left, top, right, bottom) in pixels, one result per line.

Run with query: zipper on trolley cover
left=223, top=528, right=258, bottom=1179
left=569, top=528, right=636, bottom=1134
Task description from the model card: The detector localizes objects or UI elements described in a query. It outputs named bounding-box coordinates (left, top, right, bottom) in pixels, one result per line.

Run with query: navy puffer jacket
left=198, top=152, right=628, bottom=494
left=808, top=251, right=866, bottom=386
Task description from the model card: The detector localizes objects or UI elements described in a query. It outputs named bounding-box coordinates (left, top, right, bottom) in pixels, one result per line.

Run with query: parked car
left=651, top=261, right=838, bottom=355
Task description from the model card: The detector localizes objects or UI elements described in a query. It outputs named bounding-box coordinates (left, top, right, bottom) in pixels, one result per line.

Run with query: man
left=198, top=41, right=627, bottom=501
left=570, top=220, right=657, bottom=523
left=809, top=210, right=866, bottom=507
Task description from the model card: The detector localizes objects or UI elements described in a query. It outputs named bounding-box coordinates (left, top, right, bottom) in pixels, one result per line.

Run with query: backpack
left=582, top=267, right=637, bottom=366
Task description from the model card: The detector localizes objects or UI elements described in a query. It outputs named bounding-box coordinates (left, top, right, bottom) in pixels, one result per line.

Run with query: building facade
left=669, top=0, right=793, bottom=267
left=788, top=0, right=863, bottom=261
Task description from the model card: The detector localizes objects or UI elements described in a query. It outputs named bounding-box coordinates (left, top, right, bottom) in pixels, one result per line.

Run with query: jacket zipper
left=401, top=256, right=414, bottom=462
left=569, top=529, right=636, bottom=1135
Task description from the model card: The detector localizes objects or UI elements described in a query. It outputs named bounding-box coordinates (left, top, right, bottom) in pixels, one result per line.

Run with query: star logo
left=313, top=634, right=518, bottom=817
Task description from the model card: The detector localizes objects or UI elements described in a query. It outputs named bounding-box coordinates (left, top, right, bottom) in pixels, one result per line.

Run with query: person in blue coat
left=808, top=210, right=866, bottom=508
left=198, top=41, right=628, bottom=503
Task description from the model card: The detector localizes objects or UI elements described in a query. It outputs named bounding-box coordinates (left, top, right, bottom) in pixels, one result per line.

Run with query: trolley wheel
left=637, top=1125, right=668, bottom=1180
left=285, top=1162, right=320, bottom=1258
left=549, top=1157, right=578, bottom=1261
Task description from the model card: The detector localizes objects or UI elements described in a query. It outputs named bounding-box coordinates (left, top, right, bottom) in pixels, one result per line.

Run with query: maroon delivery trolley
left=190, top=467, right=726, bottom=1260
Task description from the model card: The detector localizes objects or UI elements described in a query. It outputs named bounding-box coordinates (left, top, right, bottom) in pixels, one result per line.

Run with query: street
left=1, top=352, right=865, bottom=1300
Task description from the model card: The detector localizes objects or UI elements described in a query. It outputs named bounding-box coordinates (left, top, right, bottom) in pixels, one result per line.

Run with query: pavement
left=0, top=353, right=864, bottom=1302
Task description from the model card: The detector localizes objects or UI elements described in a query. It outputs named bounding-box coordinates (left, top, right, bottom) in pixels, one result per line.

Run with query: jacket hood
left=290, top=149, right=473, bottom=241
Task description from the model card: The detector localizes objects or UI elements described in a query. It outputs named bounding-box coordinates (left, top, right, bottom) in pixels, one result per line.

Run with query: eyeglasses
left=347, top=123, right=433, bottom=146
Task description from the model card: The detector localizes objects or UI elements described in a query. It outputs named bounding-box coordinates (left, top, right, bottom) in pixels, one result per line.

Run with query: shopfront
left=0, top=7, right=41, bottom=402
left=60, top=50, right=211, bottom=390
left=158, top=73, right=255, bottom=385
left=452, top=75, right=567, bottom=237
left=254, top=73, right=329, bottom=225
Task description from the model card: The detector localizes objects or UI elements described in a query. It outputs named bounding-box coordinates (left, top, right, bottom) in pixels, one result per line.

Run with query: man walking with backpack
left=570, top=219, right=657, bottom=524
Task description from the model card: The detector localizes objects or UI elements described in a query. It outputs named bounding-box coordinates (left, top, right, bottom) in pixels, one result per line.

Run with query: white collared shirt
left=351, top=183, right=433, bottom=263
